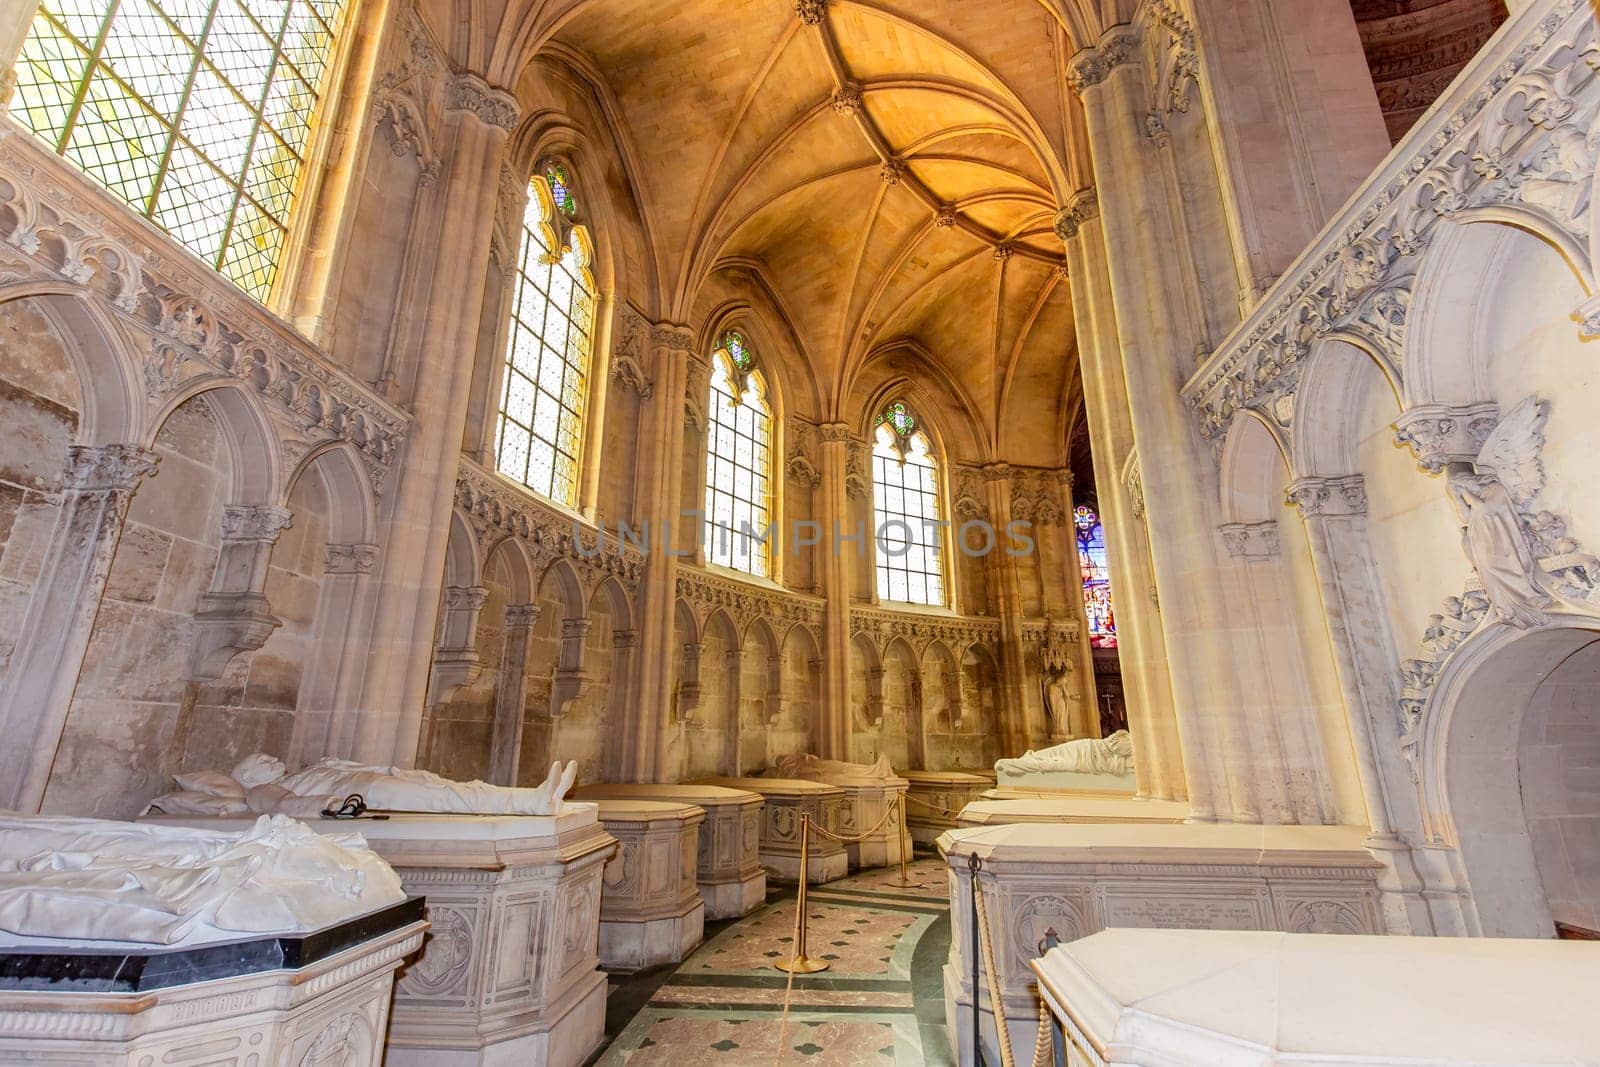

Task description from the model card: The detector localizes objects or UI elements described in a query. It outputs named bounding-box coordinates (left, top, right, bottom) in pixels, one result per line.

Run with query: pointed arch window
left=493, top=171, right=596, bottom=506
left=872, top=401, right=945, bottom=606
left=1074, top=505, right=1117, bottom=648
left=703, top=330, right=772, bottom=577
left=12, top=0, right=353, bottom=300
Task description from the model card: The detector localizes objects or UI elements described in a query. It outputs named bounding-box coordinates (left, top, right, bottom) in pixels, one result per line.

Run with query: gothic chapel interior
left=0, top=0, right=1598, bottom=1061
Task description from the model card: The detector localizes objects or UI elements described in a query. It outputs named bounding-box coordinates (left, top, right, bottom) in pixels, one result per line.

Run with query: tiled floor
left=592, top=854, right=956, bottom=1066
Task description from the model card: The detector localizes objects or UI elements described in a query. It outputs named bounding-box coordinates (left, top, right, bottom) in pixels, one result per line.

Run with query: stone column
left=607, top=627, right=638, bottom=780
left=353, top=72, right=519, bottom=765
left=488, top=602, right=540, bottom=786
left=1057, top=189, right=1185, bottom=803
left=0, top=1, right=39, bottom=110
left=1071, top=30, right=1250, bottom=820
left=676, top=641, right=705, bottom=720
left=188, top=504, right=292, bottom=680
left=631, top=325, right=696, bottom=782
left=815, top=423, right=855, bottom=760
left=1285, top=474, right=1451, bottom=933
left=552, top=615, right=592, bottom=711
left=1217, top=520, right=1298, bottom=823
left=981, top=463, right=1035, bottom=753
left=427, top=585, right=489, bottom=705
left=0, top=443, right=157, bottom=812
left=722, top=644, right=743, bottom=774
left=288, top=541, right=382, bottom=764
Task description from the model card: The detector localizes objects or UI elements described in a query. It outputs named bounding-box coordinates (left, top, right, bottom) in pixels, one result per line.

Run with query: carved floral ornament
left=0, top=136, right=410, bottom=494
left=454, top=458, right=645, bottom=591
left=850, top=605, right=1000, bottom=657
left=1184, top=0, right=1600, bottom=447
left=676, top=567, right=824, bottom=642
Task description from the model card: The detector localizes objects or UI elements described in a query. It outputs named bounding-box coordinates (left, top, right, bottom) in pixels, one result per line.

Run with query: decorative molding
left=443, top=72, right=519, bottom=132
left=1219, top=520, right=1281, bottom=559
left=64, top=444, right=159, bottom=492
left=1052, top=186, right=1098, bottom=241
left=795, top=0, right=827, bottom=24
left=849, top=605, right=1000, bottom=657
left=1393, top=402, right=1498, bottom=472
left=1285, top=474, right=1367, bottom=517
left=786, top=420, right=822, bottom=487
left=1065, top=29, right=1143, bottom=94
left=830, top=83, right=862, bottom=117
left=1124, top=457, right=1145, bottom=520
left=0, top=131, right=410, bottom=494
left=879, top=159, right=906, bottom=186
left=610, top=304, right=655, bottom=401
left=676, top=567, right=825, bottom=642
left=324, top=542, right=380, bottom=575
left=1184, top=0, right=1600, bottom=444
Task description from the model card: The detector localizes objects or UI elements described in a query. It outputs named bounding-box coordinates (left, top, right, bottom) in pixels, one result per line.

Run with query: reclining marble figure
left=143, top=754, right=580, bottom=817
left=0, top=813, right=404, bottom=944
left=772, top=751, right=897, bottom=782
left=994, top=729, right=1134, bottom=777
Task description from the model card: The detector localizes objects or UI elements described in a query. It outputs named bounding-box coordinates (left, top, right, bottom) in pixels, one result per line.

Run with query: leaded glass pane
left=1074, top=505, right=1117, bottom=647
left=493, top=181, right=594, bottom=507
left=12, top=0, right=352, bottom=300
left=703, top=349, right=772, bottom=578
left=872, top=412, right=945, bottom=606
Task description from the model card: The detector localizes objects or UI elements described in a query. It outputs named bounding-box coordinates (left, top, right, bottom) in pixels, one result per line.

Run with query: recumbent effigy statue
left=994, top=729, right=1135, bottom=779
left=143, top=754, right=579, bottom=818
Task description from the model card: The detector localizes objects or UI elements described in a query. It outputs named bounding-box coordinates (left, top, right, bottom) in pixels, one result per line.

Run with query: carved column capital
left=1285, top=474, right=1367, bottom=517
left=64, top=444, right=159, bottom=492
left=649, top=321, right=697, bottom=352
left=505, top=602, right=541, bottom=628
left=221, top=504, right=293, bottom=542
left=1393, top=402, right=1498, bottom=473
left=444, top=72, right=519, bottom=131
left=818, top=421, right=853, bottom=444
left=1065, top=28, right=1143, bottom=94
left=1053, top=186, right=1099, bottom=241
left=980, top=462, right=1012, bottom=483
left=446, top=585, right=491, bottom=611
left=612, top=627, right=639, bottom=649
left=1219, top=520, right=1281, bottom=559
left=561, top=616, right=593, bottom=640
left=324, top=542, right=379, bottom=574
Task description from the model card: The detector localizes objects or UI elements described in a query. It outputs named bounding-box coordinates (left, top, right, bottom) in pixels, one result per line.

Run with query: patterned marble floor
left=592, top=853, right=955, bottom=1066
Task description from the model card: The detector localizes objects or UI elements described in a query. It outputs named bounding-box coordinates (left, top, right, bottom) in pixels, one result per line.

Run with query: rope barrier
left=971, top=855, right=1057, bottom=1067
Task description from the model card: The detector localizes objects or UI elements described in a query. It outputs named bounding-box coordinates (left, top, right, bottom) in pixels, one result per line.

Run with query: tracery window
left=1075, top=505, right=1117, bottom=648
left=703, top=330, right=772, bottom=577
left=493, top=174, right=596, bottom=507
left=12, top=0, right=352, bottom=300
left=872, top=402, right=945, bottom=607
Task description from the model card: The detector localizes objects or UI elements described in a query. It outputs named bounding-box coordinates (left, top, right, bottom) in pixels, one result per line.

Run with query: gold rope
left=805, top=796, right=900, bottom=845
left=973, top=870, right=1058, bottom=1067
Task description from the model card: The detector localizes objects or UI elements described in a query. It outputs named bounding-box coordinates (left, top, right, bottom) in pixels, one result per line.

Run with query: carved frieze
left=1393, top=402, right=1498, bottom=472
left=1185, top=1, right=1600, bottom=442
left=1219, top=521, right=1281, bottom=560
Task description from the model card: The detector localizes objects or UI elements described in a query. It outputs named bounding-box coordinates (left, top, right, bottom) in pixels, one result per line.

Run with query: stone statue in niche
left=995, top=729, right=1135, bottom=778
left=144, top=754, right=579, bottom=817
left=1037, top=619, right=1080, bottom=739
left=1445, top=396, right=1552, bottom=628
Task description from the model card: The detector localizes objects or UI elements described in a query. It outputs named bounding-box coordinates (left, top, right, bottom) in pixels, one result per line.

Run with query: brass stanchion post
left=887, top=793, right=922, bottom=889
left=774, top=811, right=829, bottom=974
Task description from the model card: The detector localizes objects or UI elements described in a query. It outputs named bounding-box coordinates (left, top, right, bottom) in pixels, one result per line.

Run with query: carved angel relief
left=1445, top=396, right=1552, bottom=628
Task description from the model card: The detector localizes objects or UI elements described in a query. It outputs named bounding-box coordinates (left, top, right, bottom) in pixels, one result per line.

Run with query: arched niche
left=919, top=640, right=964, bottom=769
left=686, top=608, right=740, bottom=779
left=959, top=642, right=1002, bottom=770
left=737, top=616, right=781, bottom=775
left=881, top=636, right=923, bottom=771
left=1216, top=414, right=1360, bottom=825
left=0, top=287, right=142, bottom=447
left=773, top=623, right=820, bottom=763
left=848, top=632, right=883, bottom=764
left=1421, top=619, right=1600, bottom=937
left=42, top=388, right=238, bottom=816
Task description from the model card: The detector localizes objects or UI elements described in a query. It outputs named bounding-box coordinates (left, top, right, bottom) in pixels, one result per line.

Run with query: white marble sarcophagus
left=590, top=799, right=707, bottom=972
left=0, top=814, right=424, bottom=1067
left=698, top=776, right=849, bottom=884
left=573, top=783, right=765, bottom=919
left=143, top=808, right=617, bottom=1067
left=956, top=794, right=1189, bottom=828
left=1033, top=929, right=1600, bottom=1066
left=939, top=823, right=1386, bottom=1066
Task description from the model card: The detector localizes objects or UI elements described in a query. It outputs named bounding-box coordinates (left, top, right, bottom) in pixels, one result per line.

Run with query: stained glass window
left=703, top=332, right=771, bottom=577
left=12, top=0, right=351, bottom=300
left=545, top=162, right=576, bottom=219
left=493, top=180, right=595, bottom=507
left=1075, top=505, right=1117, bottom=648
left=872, top=405, right=945, bottom=606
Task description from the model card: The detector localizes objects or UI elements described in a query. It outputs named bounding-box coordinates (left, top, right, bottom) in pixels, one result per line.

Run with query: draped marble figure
left=771, top=752, right=898, bottom=782
left=0, top=814, right=404, bottom=944
left=144, top=754, right=580, bottom=817
left=994, top=729, right=1135, bottom=777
